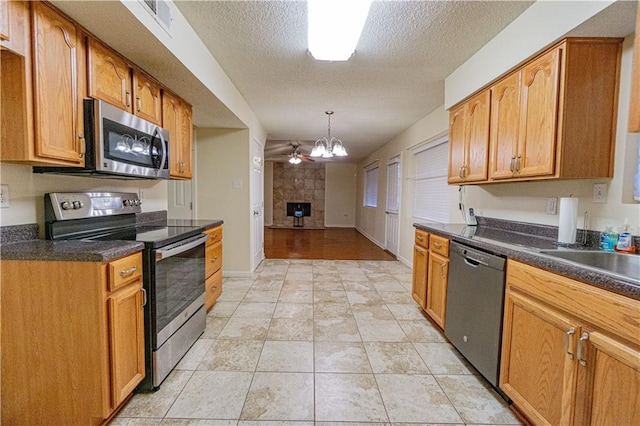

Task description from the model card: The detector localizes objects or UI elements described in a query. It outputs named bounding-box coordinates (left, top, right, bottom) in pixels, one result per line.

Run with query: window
left=364, top=164, right=379, bottom=207
left=386, top=156, right=400, bottom=213
left=413, top=137, right=450, bottom=222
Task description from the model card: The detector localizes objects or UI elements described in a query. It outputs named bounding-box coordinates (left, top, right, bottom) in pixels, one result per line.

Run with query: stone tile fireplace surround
left=272, top=162, right=325, bottom=229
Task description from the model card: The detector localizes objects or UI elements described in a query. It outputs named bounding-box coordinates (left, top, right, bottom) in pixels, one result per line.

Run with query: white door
left=385, top=156, right=401, bottom=256
left=168, top=180, right=193, bottom=219
left=251, top=140, right=264, bottom=270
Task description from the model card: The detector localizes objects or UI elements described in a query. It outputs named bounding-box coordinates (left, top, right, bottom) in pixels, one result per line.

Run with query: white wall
left=356, top=107, right=450, bottom=266
left=0, top=163, right=167, bottom=234
left=195, top=128, right=251, bottom=275
left=325, top=163, right=357, bottom=227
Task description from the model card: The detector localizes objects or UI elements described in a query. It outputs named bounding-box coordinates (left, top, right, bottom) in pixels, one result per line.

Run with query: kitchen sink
left=538, top=249, right=640, bottom=282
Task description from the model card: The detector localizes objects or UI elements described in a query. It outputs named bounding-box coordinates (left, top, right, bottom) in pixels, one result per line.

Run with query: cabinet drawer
left=205, top=269, right=223, bottom=311
left=205, top=226, right=222, bottom=246
left=429, top=235, right=449, bottom=257
left=108, top=252, right=143, bottom=292
left=206, top=241, right=222, bottom=278
left=414, top=229, right=429, bottom=249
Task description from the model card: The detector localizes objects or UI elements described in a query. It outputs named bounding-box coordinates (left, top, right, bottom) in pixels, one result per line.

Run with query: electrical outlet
left=138, top=189, right=145, bottom=200
left=546, top=197, right=557, bottom=215
left=0, top=184, right=10, bottom=208
left=593, top=183, right=607, bottom=204
left=232, top=179, right=243, bottom=189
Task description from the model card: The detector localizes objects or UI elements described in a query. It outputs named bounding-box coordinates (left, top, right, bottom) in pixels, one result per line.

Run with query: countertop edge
left=0, top=240, right=145, bottom=262
left=414, top=223, right=640, bottom=301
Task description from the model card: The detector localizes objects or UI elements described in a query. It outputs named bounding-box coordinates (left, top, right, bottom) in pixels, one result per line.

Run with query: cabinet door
left=425, top=251, right=448, bottom=328
left=500, top=289, right=579, bottom=426
left=32, top=2, right=84, bottom=164
left=573, top=331, right=640, bottom=426
left=489, top=72, right=520, bottom=180
left=133, top=70, right=162, bottom=125
left=411, top=244, right=428, bottom=309
left=206, top=240, right=223, bottom=278
left=1, top=0, right=10, bottom=41
left=108, top=281, right=145, bottom=407
left=464, top=91, right=490, bottom=182
left=162, top=90, right=182, bottom=177
left=447, top=103, right=466, bottom=183
left=206, top=268, right=223, bottom=311
left=88, top=38, right=132, bottom=112
left=517, top=47, right=561, bottom=178
left=180, top=101, right=193, bottom=178
left=629, top=7, right=640, bottom=132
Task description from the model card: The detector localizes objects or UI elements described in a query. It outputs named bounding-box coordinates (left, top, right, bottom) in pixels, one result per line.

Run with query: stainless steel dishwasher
left=444, top=241, right=506, bottom=387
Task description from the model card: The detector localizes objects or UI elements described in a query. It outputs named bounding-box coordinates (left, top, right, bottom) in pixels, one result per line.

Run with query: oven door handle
left=155, top=234, right=209, bottom=261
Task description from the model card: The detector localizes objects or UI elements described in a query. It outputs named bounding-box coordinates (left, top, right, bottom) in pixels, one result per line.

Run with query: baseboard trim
left=222, top=270, right=254, bottom=278
left=355, top=226, right=385, bottom=250
left=397, top=254, right=412, bottom=268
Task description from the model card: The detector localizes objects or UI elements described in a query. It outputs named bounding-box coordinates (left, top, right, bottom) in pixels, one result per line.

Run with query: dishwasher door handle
left=463, top=256, right=489, bottom=267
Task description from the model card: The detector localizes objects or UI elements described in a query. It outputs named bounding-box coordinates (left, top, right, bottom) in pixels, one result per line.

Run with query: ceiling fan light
left=307, top=0, right=372, bottom=62
left=289, top=156, right=302, bottom=165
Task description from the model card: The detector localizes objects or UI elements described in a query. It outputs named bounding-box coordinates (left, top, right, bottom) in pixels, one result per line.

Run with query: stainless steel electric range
left=44, top=192, right=207, bottom=390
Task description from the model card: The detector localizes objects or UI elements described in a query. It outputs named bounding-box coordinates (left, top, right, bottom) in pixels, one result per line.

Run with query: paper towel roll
left=558, top=197, right=578, bottom=244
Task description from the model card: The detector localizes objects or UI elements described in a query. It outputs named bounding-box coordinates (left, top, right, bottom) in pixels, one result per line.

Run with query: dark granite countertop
left=166, top=219, right=223, bottom=229
left=414, top=221, right=640, bottom=300
left=0, top=239, right=144, bottom=262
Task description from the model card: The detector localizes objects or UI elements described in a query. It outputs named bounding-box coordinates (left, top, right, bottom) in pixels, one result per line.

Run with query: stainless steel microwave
left=34, top=99, right=169, bottom=179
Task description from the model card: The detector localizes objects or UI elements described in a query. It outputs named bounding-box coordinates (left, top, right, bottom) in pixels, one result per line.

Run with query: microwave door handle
left=155, top=234, right=209, bottom=261
left=155, top=127, right=168, bottom=176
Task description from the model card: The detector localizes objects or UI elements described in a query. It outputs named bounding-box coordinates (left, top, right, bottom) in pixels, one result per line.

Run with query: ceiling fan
left=287, top=142, right=315, bottom=164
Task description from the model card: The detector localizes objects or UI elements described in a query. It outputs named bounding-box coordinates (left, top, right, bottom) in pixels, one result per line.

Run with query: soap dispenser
left=600, top=224, right=617, bottom=252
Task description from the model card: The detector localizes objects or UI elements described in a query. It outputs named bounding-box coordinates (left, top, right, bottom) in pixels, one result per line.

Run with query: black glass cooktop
left=82, top=225, right=205, bottom=248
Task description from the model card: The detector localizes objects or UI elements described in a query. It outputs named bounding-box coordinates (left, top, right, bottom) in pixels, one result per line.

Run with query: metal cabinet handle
left=415, top=246, right=426, bottom=254
left=211, top=256, right=218, bottom=262
left=509, top=156, right=515, bottom=173
left=515, top=154, right=522, bottom=174
left=433, top=242, right=442, bottom=249
left=119, top=265, right=138, bottom=277
left=136, top=96, right=141, bottom=113
left=126, top=91, right=131, bottom=108
left=565, top=327, right=575, bottom=359
left=441, top=262, right=447, bottom=278
left=141, top=287, right=147, bottom=307
left=417, top=236, right=424, bottom=241
left=577, top=332, right=589, bottom=366
left=459, top=165, right=465, bottom=179
left=78, top=134, right=86, bottom=158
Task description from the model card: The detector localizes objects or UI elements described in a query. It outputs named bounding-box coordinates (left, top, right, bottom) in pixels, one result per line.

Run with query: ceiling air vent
left=140, top=0, right=173, bottom=35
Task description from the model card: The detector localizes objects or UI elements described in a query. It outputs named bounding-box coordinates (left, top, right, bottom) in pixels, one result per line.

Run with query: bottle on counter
left=600, top=224, right=618, bottom=252
left=615, top=219, right=636, bottom=253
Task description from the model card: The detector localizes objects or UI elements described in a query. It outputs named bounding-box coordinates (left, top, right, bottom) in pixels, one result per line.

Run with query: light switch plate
left=0, top=184, right=10, bottom=208
left=546, top=197, right=557, bottom=215
left=593, top=183, right=607, bottom=204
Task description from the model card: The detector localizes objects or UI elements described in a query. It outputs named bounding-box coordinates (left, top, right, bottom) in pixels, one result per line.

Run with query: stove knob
left=72, top=201, right=82, bottom=210
left=134, top=199, right=141, bottom=206
left=60, top=201, right=71, bottom=210
left=124, top=199, right=131, bottom=207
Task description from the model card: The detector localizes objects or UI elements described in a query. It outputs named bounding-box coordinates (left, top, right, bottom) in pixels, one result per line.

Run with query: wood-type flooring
left=264, top=227, right=396, bottom=260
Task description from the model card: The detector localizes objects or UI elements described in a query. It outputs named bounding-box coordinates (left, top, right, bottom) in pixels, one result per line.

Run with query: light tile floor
left=114, top=259, right=521, bottom=425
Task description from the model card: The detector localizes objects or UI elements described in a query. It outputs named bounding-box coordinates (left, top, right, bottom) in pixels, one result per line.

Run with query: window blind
left=364, top=165, right=379, bottom=207
left=413, top=140, right=450, bottom=222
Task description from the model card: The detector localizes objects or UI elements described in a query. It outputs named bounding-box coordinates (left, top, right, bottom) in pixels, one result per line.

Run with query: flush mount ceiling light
left=310, top=111, right=348, bottom=158
left=307, top=0, right=373, bottom=61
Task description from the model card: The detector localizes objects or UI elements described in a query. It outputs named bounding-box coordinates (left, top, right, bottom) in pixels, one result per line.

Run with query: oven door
left=96, top=100, right=169, bottom=179
left=151, top=233, right=207, bottom=349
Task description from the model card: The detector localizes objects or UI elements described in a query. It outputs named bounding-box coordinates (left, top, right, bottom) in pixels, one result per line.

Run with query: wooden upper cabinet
left=88, top=38, right=132, bottom=112
left=31, top=2, right=84, bottom=164
left=133, top=70, right=162, bottom=126
left=163, top=91, right=193, bottom=179
left=179, top=101, right=193, bottom=178
left=517, top=47, right=560, bottom=178
left=489, top=72, right=520, bottom=180
left=628, top=6, right=640, bottom=132
left=447, top=91, right=489, bottom=184
left=1, top=0, right=10, bottom=41
left=465, top=91, right=490, bottom=182
left=447, top=103, right=467, bottom=183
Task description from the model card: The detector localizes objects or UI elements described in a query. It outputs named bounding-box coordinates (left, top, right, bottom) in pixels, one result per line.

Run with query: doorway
left=385, top=155, right=401, bottom=256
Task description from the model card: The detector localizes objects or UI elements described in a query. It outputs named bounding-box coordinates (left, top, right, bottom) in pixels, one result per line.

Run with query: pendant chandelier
left=310, top=111, right=348, bottom=158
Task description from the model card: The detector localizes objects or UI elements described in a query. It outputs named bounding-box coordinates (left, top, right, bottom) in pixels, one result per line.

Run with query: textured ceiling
left=175, top=0, right=534, bottom=162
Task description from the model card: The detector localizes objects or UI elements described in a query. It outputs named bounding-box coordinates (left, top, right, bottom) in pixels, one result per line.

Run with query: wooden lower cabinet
left=411, top=239, right=428, bottom=309
left=500, top=260, right=640, bottom=425
left=205, top=225, right=224, bottom=311
left=425, top=251, right=449, bottom=328
left=0, top=252, right=145, bottom=424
